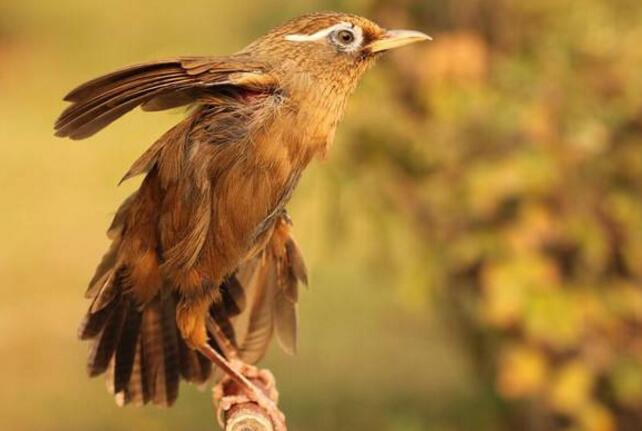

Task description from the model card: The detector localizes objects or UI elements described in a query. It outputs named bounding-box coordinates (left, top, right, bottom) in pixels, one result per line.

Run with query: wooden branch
left=217, top=375, right=279, bottom=431
left=225, top=402, right=274, bottom=431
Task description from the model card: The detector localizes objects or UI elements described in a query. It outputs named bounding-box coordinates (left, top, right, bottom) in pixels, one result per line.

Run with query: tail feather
left=81, top=282, right=214, bottom=406
left=139, top=298, right=172, bottom=406
left=159, top=296, right=180, bottom=404
left=78, top=195, right=234, bottom=407
left=78, top=295, right=119, bottom=340
left=119, top=338, right=146, bottom=406
left=178, top=336, right=211, bottom=384
left=88, top=268, right=122, bottom=314
left=113, top=304, right=143, bottom=394
left=86, top=241, right=120, bottom=298
left=87, top=294, right=127, bottom=377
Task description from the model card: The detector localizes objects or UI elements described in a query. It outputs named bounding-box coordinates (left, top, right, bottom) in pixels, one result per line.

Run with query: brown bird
left=54, top=11, right=429, bottom=429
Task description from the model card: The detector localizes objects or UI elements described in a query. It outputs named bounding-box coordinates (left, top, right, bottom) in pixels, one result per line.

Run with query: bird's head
left=243, top=12, right=431, bottom=97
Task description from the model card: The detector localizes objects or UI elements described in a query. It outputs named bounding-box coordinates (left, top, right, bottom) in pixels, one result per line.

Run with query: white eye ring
left=329, top=24, right=363, bottom=51
left=333, top=28, right=356, bottom=46
left=285, top=22, right=364, bottom=52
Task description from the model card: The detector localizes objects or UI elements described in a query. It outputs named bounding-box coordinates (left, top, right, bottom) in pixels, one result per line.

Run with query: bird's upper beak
left=367, top=29, right=432, bottom=53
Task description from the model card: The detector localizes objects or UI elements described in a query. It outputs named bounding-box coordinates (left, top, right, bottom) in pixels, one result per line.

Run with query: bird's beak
left=367, top=29, right=432, bottom=53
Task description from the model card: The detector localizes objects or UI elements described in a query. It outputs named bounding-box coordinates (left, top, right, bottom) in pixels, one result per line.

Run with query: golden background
left=1, top=1, right=641, bottom=430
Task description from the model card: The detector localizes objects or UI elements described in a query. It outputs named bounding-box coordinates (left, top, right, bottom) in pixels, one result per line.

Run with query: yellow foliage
left=548, top=361, right=594, bottom=415
left=482, top=254, right=560, bottom=328
left=611, top=359, right=642, bottom=407
left=577, top=403, right=616, bottom=431
left=497, top=344, right=548, bottom=398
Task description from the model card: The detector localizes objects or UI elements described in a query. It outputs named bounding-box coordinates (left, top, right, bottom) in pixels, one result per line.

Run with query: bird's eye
left=335, top=29, right=356, bottom=45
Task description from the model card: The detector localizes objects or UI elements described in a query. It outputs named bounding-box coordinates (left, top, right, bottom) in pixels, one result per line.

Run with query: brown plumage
left=55, top=11, right=429, bottom=409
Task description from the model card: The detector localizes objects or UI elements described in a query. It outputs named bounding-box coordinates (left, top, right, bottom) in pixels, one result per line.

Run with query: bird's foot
left=213, top=359, right=284, bottom=430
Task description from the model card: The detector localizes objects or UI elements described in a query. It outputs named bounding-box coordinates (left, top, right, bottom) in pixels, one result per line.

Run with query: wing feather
left=54, top=56, right=275, bottom=140
left=227, top=215, right=307, bottom=362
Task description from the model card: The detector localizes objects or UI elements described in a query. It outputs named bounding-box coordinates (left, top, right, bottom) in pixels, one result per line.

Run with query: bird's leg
left=178, top=296, right=284, bottom=429
left=206, top=316, right=239, bottom=360
left=198, top=343, right=285, bottom=430
left=206, top=317, right=278, bottom=401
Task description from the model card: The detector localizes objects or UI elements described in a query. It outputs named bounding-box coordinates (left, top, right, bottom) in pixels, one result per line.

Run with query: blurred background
left=1, top=1, right=641, bottom=430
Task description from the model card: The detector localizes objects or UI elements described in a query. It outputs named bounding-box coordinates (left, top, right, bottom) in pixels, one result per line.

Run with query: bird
left=54, top=11, right=430, bottom=429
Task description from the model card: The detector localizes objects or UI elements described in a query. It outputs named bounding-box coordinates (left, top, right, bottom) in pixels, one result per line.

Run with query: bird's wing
left=54, top=56, right=277, bottom=140
left=221, top=214, right=308, bottom=363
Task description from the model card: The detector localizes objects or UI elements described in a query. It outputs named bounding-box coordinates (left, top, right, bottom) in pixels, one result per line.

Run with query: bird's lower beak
left=367, top=29, right=432, bottom=53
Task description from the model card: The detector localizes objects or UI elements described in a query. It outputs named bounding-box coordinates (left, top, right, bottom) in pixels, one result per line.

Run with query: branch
left=225, top=402, right=274, bottom=431
left=216, top=374, right=279, bottom=431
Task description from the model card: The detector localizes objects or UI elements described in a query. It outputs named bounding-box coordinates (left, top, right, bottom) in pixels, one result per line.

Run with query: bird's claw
left=213, top=360, right=285, bottom=430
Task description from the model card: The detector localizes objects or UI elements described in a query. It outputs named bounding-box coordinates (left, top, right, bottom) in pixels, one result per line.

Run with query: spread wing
left=54, top=56, right=277, bottom=140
